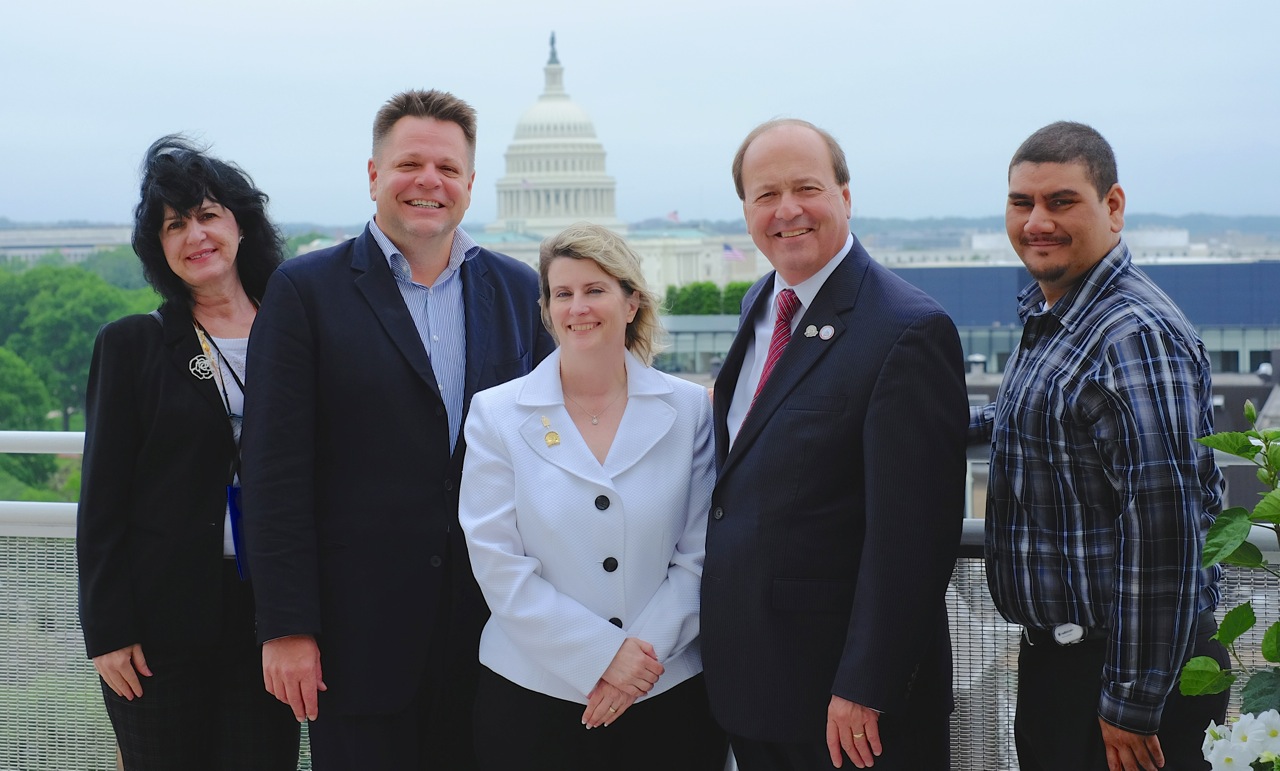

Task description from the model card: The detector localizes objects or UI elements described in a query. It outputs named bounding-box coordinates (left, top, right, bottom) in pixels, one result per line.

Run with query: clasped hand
left=581, top=637, right=663, bottom=728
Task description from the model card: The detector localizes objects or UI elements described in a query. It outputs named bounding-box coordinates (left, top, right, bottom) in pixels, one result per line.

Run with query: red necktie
left=753, top=288, right=800, bottom=400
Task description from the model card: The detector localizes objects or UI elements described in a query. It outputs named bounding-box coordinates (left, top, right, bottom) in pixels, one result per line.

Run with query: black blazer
left=78, top=302, right=238, bottom=659
left=240, top=227, right=554, bottom=715
left=701, top=236, right=968, bottom=741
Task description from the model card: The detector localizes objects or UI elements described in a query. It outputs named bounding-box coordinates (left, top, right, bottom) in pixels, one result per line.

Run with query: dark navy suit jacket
left=241, top=226, right=554, bottom=715
left=701, top=235, right=968, bottom=744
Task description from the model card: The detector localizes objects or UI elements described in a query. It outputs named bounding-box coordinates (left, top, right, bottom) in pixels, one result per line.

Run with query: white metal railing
left=2, top=431, right=1277, bottom=771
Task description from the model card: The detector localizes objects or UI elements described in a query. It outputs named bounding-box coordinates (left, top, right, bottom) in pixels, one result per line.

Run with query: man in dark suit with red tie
left=701, top=119, right=968, bottom=770
left=240, top=90, right=554, bottom=770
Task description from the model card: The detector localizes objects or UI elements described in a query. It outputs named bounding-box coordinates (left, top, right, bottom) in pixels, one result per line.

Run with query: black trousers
left=102, top=561, right=299, bottom=771
left=728, top=704, right=950, bottom=771
left=473, top=666, right=727, bottom=771
left=1014, top=611, right=1230, bottom=771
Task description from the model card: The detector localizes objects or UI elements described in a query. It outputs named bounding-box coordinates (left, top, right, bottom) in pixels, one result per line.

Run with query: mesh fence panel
left=1, top=533, right=1272, bottom=770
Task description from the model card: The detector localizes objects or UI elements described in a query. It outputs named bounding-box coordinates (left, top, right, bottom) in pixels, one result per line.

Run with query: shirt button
left=429, top=556, right=443, bottom=568
left=595, top=495, right=610, bottom=510
left=603, top=557, right=619, bottom=573
left=432, top=335, right=439, bottom=342
left=609, top=617, right=623, bottom=628
left=713, top=507, right=724, bottom=520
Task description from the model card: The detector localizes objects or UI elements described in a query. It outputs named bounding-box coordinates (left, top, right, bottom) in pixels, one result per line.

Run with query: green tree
left=0, top=347, right=57, bottom=485
left=672, top=282, right=723, bottom=315
left=722, top=281, right=753, bottom=314
left=82, top=245, right=148, bottom=290
left=7, top=269, right=130, bottom=430
left=664, top=285, right=679, bottom=314
left=286, top=231, right=330, bottom=258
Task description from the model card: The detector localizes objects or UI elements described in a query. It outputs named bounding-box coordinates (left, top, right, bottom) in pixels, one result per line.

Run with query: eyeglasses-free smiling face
left=368, top=116, right=475, bottom=252
left=159, top=198, right=242, bottom=292
left=545, top=256, right=638, bottom=354
left=740, top=124, right=852, bottom=286
left=1006, top=160, right=1125, bottom=306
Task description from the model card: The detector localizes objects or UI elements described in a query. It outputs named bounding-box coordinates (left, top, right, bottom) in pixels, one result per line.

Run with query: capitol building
left=471, top=36, right=764, bottom=293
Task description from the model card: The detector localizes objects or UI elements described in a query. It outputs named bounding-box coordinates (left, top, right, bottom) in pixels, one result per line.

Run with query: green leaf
left=1246, top=400, right=1258, bottom=425
left=1269, top=444, right=1280, bottom=474
left=1215, top=602, right=1257, bottom=648
left=1241, top=668, right=1280, bottom=715
left=1224, top=540, right=1266, bottom=568
left=1264, top=621, right=1280, bottom=663
left=1262, top=467, right=1276, bottom=488
left=1199, top=432, right=1263, bottom=460
left=1205, top=508, right=1257, bottom=567
left=1256, top=490, right=1280, bottom=527
left=1263, top=429, right=1280, bottom=442
left=1179, top=655, right=1236, bottom=695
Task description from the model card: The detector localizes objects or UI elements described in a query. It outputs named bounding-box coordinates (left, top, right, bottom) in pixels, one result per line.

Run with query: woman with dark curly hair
left=77, top=135, right=299, bottom=770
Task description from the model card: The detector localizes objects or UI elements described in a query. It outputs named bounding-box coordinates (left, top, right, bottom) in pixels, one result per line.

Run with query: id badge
left=227, top=484, right=249, bottom=581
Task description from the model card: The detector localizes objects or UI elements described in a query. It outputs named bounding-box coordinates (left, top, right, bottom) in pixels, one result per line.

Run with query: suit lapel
left=720, top=241, right=870, bottom=478
left=349, top=228, right=442, bottom=401
left=713, top=277, right=769, bottom=470
left=516, top=350, right=676, bottom=485
left=602, top=355, right=675, bottom=477
left=461, top=255, right=494, bottom=405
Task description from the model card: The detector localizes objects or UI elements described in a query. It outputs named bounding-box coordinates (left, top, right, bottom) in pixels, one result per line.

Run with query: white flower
left=1254, top=710, right=1280, bottom=756
left=1232, top=712, right=1269, bottom=758
left=1205, top=719, right=1229, bottom=758
left=1207, top=738, right=1255, bottom=770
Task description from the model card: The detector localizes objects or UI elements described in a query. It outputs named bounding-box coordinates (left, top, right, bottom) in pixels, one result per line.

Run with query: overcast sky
left=4, top=0, right=1277, bottom=230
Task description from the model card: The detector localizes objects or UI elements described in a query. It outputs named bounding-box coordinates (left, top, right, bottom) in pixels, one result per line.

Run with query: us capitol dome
left=485, top=33, right=627, bottom=237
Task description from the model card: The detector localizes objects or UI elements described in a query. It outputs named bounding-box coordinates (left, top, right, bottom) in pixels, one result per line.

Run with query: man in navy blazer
left=241, top=90, right=554, bottom=771
left=701, top=119, right=968, bottom=769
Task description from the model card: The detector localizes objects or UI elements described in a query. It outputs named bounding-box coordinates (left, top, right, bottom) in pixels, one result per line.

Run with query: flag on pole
left=722, top=243, right=745, bottom=261
left=666, top=210, right=680, bottom=223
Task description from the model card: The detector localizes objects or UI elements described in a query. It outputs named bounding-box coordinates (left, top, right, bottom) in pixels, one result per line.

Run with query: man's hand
left=826, top=695, right=881, bottom=768
left=92, top=643, right=152, bottom=700
left=1100, top=718, right=1164, bottom=771
left=262, top=634, right=326, bottom=722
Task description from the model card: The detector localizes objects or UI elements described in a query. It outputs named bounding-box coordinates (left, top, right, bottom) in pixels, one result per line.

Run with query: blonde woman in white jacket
left=459, top=223, right=725, bottom=771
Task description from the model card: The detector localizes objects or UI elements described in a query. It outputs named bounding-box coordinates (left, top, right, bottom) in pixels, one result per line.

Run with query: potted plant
left=1180, top=400, right=1280, bottom=769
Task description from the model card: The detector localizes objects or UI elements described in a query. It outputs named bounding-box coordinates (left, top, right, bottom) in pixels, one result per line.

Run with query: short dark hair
left=132, top=135, right=283, bottom=306
left=1009, top=121, right=1118, bottom=200
left=372, top=89, right=477, bottom=168
left=731, top=118, right=850, bottom=201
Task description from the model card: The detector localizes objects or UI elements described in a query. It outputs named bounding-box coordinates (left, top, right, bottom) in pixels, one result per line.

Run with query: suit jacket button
left=713, top=507, right=724, bottom=520
left=603, top=557, right=619, bottom=573
left=609, top=617, right=623, bottom=628
left=595, top=495, right=610, bottom=510
left=444, top=478, right=454, bottom=491
left=430, top=556, right=443, bottom=568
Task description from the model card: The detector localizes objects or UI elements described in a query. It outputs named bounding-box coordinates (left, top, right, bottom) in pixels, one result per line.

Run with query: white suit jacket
left=459, top=348, right=714, bottom=704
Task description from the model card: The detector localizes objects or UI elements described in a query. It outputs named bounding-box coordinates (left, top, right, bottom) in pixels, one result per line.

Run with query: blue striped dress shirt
left=369, top=218, right=476, bottom=452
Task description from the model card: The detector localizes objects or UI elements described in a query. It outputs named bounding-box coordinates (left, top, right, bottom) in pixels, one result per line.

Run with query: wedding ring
left=608, top=707, right=617, bottom=713
left=852, top=732, right=865, bottom=739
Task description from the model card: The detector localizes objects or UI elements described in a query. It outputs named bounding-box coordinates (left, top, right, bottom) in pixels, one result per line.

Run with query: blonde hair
left=538, top=223, right=665, bottom=365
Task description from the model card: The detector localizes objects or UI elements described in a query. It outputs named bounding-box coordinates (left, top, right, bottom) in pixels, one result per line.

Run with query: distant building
left=0, top=226, right=131, bottom=264
left=472, top=35, right=762, bottom=292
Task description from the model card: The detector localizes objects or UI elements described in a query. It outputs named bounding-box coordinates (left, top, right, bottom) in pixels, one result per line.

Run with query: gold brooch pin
left=542, top=416, right=560, bottom=447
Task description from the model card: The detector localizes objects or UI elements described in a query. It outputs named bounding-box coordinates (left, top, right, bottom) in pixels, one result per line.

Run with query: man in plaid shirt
left=972, top=121, right=1229, bottom=771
